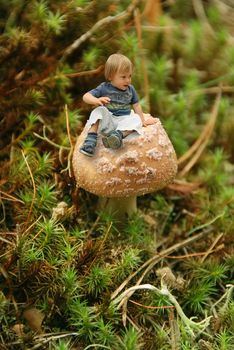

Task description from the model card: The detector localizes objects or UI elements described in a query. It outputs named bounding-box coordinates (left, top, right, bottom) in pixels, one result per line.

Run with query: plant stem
left=98, top=195, right=137, bottom=219
left=112, top=283, right=211, bottom=336
left=111, top=230, right=209, bottom=300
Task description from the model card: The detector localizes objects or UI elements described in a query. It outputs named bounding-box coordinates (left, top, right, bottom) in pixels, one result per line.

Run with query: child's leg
left=79, top=120, right=99, bottom=157
left=102, top=130, right=135, bottom=149
left=88, top=121, right=99, bottom=133
left=102, top=124, right=136, bottom=150
left=121, top=130, right=133, bottom=138
left=102, top=130, right=123, bottom=149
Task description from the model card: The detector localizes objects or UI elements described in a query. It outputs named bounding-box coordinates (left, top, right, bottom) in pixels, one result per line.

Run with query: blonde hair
left=104, top=53, right=133, bottom=80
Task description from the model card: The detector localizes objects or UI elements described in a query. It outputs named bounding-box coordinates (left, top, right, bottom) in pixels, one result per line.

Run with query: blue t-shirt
left=89, top=82, right=139, bottom=116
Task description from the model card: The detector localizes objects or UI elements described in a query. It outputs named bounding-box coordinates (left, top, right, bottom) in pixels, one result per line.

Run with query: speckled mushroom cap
left=72, top=118, right=177, bottom=198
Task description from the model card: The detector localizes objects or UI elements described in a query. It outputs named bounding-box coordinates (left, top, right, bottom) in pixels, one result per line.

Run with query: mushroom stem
left=98, top=196, right=137, bottom=219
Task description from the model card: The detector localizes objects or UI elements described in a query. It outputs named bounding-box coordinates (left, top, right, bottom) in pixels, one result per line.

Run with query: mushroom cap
left=72, top=118, right=177, bottom=198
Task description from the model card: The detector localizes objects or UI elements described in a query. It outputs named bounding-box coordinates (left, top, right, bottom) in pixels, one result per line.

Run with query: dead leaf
left=23, top=307, right=45, bottom=334
left=12, top=323, right=25, bottom=337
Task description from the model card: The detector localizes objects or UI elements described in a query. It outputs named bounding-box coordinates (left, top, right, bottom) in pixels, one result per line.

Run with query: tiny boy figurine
left=80, top=53, right=156, bottom=157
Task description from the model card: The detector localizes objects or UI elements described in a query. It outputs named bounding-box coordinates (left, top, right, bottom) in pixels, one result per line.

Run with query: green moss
left=0, top=0, right=234, bottom=348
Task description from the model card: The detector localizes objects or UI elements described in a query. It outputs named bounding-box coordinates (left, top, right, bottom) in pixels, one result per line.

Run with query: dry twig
left=211, top=284, right=234, bottom=316
left=61, top=0, right=141, bottom=60
left=200, top=233, right=224, bottom=263
left=21, top=150, right=36, bottom=226
left=0, top=190, right=24, bottom=204
left=34, top=126, right=70, bottom=150
left=178, top=91, right=221, bottom=177
left=66, top=65, right=104, bottom=78
left=142, top=0, right=162, bottom=25
left=134, top=8, right=150, bottom=111
left=60, top=105, right=73, bottom=177
left=129, top=299, right=175, bottom=310
left=192, top=0, right=215, bottom=36
left=38, top=65, right=104, bottom=86
left=169, top=309, right=181, bottom=350
left=111, top=230, right=209, bottom=301
left=112, top=283, right=211, bottom=335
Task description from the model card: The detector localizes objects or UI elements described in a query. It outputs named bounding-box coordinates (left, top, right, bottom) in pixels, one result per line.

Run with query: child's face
left=110, top=70, right=132, bottom=90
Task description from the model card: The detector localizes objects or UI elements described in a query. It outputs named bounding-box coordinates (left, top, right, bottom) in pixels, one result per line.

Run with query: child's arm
left=133, top=102, right=156, bottom=126
left=83, top=92, right=110, bottom=106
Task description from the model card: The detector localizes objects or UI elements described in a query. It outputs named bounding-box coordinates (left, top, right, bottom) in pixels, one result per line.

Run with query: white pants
left=86, top=106, right=143, bottom=136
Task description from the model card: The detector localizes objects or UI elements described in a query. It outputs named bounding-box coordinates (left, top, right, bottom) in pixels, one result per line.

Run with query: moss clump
left=0, top=1, right=234, bottom=349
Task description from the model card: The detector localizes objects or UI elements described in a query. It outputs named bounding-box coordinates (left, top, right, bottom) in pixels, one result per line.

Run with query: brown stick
left=0, top=190, right=24, bottom=204
left=178, top=91, right=221, bottom=177
left=129, top=299, right=175, bottom=309
left=201, top=233, right=224, bottom=263
left=111, top=230, right=208, bottom=300
left=142, top=0, right=162, bottom=25
left=134, top=8, right=150, bottom=111
left=21, top=150, right=36, bottom=227
left=66, top=65, right=104, bottom=78
left=61, top=0, right=141, bottom=60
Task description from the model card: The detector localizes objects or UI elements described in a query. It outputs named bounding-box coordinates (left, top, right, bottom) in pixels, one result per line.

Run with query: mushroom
left=72, top=117, right=177, bottom=219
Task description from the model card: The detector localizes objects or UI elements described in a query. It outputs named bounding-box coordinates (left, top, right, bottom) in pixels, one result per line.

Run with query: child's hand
left=83, top=92, right=110, bottom=106
left=143, top=115, right=157, bottom=126
left=97, top=97, right=111, bottom=105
